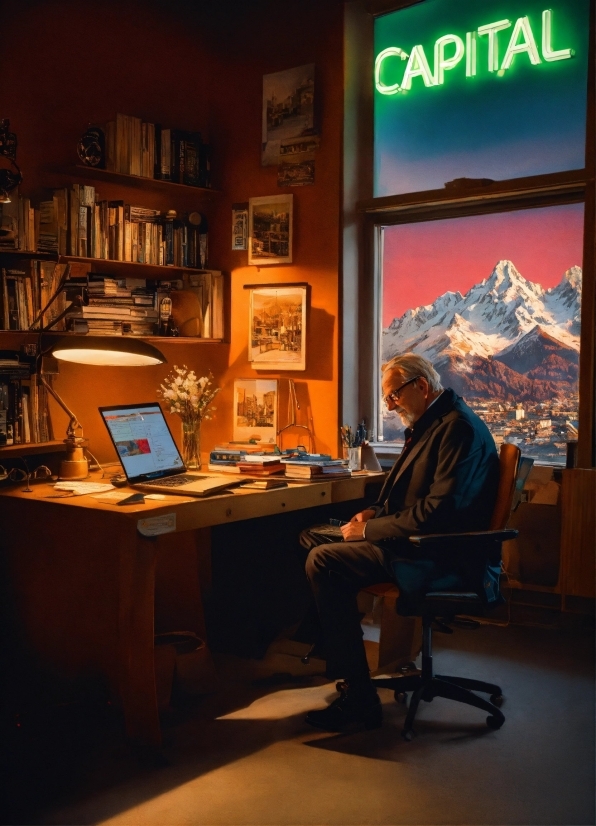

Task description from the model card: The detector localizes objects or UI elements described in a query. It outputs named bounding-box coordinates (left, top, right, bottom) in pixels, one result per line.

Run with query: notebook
left=99, top=402, right=240, bottom=497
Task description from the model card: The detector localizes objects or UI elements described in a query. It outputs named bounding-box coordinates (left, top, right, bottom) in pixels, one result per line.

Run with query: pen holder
left=348, top=446, right=362, bottom=471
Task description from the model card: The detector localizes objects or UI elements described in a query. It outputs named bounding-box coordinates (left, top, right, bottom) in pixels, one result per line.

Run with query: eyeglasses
left=0, top=464, right=52, bottom=491
left=383, top=375, right=422, bottom=407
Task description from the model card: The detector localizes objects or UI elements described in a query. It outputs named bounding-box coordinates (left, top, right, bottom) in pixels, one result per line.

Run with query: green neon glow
left=434, top=34, right=465, bottom=85
left=374, top=7, right=576, bottom=96
left=375, top=46, right=409, bottom=95
left=500, top=16, right=542, bottom=72
left=542, top=9, right=574, bottom=61
left=477, top=19, right=512, bottom=72
left=465, top=31, right=477, bottom=77
left=401, top=44, right=436, bottom=90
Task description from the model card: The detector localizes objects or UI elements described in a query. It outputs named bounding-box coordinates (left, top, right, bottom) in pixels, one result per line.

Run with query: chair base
left=372, top=619, right=505, bottom=739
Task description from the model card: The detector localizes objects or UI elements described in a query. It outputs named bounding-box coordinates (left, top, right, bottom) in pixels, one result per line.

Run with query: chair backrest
left=489, top=443, right=521, bottom=531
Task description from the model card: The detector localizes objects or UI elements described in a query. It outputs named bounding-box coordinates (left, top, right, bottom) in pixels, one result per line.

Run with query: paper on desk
left=92, top=491, right=167, bottom=503
left=92, top=490, right=136, bottom=503
left=137, top=513, right=176, bottom=537
left=53, top=482, right=115, bottom=496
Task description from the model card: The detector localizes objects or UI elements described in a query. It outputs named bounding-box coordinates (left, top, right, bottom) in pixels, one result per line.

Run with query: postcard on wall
left=248, top=284, right=306, bottom=371
left=262, top=63, right=315, bottom=167
left=248, top=194, right=293, bottom=265
left=278, top=159, right=314, bottom=187
left=232, top=203, right=248, bottom=250
left=233, top=379, right=278, bottom=444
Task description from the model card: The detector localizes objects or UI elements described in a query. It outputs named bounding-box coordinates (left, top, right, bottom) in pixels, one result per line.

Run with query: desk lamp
left=43, top=336, right=166, bottom=480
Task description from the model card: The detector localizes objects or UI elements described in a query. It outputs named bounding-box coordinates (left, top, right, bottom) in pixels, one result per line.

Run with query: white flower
left=157, top=365, right=219, bottom=423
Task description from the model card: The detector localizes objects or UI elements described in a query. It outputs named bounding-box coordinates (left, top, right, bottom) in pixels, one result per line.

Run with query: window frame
left=342, top=0, right=596, bottom=468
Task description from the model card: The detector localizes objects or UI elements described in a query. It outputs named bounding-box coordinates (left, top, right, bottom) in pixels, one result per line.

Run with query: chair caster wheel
left=490, top=693, right=503, bottom=707
left=402, top=728, right=416, bottom=741
left=394, top=691, right=408, bottom=704
left=486, top=715, right=504, bottom=730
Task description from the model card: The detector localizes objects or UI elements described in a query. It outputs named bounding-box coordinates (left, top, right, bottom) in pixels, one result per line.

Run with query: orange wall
left=1, top=0, right=344, bottom=463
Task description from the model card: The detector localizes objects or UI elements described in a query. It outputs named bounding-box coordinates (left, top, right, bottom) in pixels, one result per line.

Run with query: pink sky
left=382, top=204, right=584, bottom=327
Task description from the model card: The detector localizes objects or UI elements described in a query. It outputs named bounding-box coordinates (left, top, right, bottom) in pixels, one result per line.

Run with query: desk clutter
left=208, top=445, right=354, bottom=481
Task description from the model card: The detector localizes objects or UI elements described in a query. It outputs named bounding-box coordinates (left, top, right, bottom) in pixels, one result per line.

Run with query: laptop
left=99, top=402, right=240, bottom=497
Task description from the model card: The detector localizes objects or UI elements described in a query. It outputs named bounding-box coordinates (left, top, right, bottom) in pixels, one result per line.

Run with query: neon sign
left=375, top=9, right=574, bottom=95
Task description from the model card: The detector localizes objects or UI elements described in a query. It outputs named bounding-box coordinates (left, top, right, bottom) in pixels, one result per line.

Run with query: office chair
left=368, top=442, right=527, bottom=740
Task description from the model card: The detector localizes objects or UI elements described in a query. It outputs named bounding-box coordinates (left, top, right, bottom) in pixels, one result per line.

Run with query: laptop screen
left=99, top=402, right=186, bottom=483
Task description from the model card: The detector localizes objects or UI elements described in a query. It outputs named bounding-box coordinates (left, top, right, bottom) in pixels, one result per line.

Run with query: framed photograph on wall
left=262, top=63, right=315, bottom=167
left=247, top=283, right=307, bottom=371
left=232, top=202, right=248, bottom=250
left=233, top=379, right=278, bottom=444
left=248, top=194, right=293, bottom=266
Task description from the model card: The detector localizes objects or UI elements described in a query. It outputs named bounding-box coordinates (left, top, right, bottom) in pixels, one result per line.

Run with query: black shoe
left=305, top=681, right=382, bottom=732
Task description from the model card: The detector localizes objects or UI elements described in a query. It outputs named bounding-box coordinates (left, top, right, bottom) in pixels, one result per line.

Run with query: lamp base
left=59, top=443, right=89, bottom=481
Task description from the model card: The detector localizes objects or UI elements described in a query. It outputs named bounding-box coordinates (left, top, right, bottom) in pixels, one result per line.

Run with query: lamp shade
left=49, top=336, right=167, bottom=366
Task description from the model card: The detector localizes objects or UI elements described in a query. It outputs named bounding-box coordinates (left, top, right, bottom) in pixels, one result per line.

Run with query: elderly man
left=304, top=353, right=499, bottom=732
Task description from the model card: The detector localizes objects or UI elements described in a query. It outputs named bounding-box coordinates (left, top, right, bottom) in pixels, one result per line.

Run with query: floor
left=2, top=620, right=594, bottom=826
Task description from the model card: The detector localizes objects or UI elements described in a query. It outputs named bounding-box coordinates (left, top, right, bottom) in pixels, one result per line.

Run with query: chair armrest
left=408, top=528, right=518, bottom=549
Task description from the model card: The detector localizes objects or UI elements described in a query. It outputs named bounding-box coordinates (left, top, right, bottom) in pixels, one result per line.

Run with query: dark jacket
left=365, top=389, right=499, bottom=546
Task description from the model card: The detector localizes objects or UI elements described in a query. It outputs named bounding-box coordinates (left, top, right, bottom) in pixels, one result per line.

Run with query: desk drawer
left=174, top=482, right=334, bottom=530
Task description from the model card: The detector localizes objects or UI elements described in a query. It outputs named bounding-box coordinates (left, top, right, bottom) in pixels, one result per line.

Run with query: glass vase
left=181, top=419, right=201, bottom=469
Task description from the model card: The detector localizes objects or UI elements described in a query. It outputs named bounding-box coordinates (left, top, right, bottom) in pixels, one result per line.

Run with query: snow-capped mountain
left=382, top=260, right=582, bottom=401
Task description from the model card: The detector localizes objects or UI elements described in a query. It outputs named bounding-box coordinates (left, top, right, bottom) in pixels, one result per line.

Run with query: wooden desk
left=0, top=471, right=383, bottom=749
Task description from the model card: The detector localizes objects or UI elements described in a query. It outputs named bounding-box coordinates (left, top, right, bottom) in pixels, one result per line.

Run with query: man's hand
left=340, top=508, right=376, bottom=542
left=351, top=508, right=376, bottom=523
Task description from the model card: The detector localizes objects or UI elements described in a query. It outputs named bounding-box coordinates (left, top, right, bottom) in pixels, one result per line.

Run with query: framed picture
left=232, top=203, right=248, bottom=250
left=233, top=379, right=278, bottom=444
left=261, top=63, right=315, bottom=167
left=248, top=194, right=293, bottom=266
left=247, top=283, right=307, bottom=371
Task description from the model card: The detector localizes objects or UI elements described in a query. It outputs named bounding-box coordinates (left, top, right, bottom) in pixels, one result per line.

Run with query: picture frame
left=261, top=63, right=315, bottom=167
left=232, top=202, right=248, bottom=251
left=247, top=282, right=307, bottom=371
left=248, top=194, right=293, bottom=266
left=233, top=379, right=278, bottom=444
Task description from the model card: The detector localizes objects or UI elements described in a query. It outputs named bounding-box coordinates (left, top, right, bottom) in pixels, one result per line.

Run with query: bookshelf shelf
left=1, top=250, right=211, bottom=280
left=60, top=254, right=210, bottom=280
left=0, top=440, right=65, bottom=457
left=49, top=165, right=219, bottom=196
left=0, top=330, right=223, bottom=343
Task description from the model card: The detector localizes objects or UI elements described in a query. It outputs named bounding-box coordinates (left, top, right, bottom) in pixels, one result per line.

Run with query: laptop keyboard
left=142, top=474, right=213, bottom=487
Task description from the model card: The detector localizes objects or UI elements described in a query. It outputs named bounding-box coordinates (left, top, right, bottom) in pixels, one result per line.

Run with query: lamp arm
left=39, top=374, right=83, bottom=441
left=39, top=294, right=83, bottom=332
left=29, top=262, right=72, bottom=331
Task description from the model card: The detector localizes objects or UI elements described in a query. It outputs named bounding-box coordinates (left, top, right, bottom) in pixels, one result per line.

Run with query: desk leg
left=117, top=530, right=161, bottom=750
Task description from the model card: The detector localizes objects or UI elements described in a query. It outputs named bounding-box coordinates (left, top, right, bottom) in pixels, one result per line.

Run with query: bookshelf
left=50, top=165, right=219, bottom=197
left=0, top=440, right=64, bottom=458
left=1, top=250, right=219, bottom=281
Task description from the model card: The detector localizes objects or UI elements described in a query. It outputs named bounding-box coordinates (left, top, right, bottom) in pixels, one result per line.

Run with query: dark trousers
left=302, top=528, right=412, bottom=682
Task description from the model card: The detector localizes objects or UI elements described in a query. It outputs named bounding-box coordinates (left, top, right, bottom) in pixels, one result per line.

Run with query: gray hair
left=382, top=352, right=443, bottom=392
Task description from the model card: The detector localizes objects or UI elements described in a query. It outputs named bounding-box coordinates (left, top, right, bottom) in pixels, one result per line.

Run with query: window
left=343, top=0, right=594, bottom=468
left=379, top=204, right=583, bottom=465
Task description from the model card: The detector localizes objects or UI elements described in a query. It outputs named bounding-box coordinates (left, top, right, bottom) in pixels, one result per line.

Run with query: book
left=239, top=454, right=284, bottom=465
left=207, top=463, right=243, bottom=474
left=284, top=463, right=351, bottom=479
left=240, top=478, right=288, bottom=490
left=237, top=463, right=285, bottom=476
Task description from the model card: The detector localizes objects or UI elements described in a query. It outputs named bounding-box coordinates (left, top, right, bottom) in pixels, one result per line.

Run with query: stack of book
left=283, top=457, right=351, bottom=481
left=237, top=455, right=285, bottom=476
left=65, top=276, right=158, bottom=336
left=207, top=444, right=279, bottom=473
